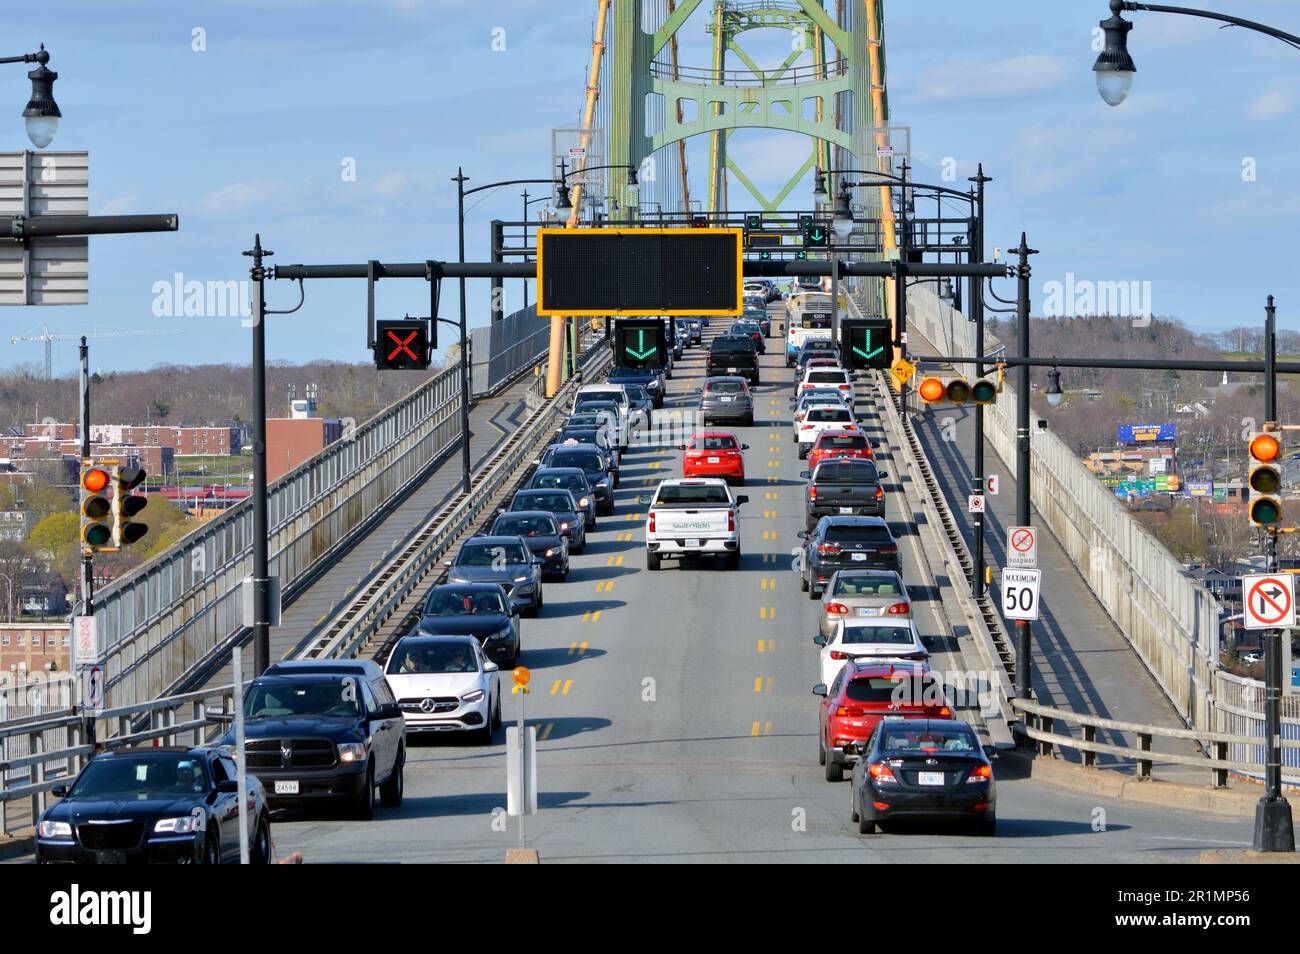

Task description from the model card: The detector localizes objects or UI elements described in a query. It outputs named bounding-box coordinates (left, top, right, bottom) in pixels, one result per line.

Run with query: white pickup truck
left=645, top=477, right=748, bottom=571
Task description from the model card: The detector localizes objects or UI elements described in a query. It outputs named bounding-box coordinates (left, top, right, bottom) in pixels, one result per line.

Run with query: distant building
left=267, top=418, right=343, bottom=482
left=24, top=423, right=240, bottom=456
left=8, top=439, right=173, bottom=477
left=0, top=622, right=70, bottom=676
left=0, top=510, right=26, bottom=542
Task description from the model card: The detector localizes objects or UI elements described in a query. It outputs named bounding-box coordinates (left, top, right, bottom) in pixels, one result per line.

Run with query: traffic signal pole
left=78, top=337, right=91, bottom=618
left=1013, top=234, right=1037, bottom=701
left=970, top=166, right=992, bottom=599
left=246, top=236, right=272, bottom=678
left=1256, top=295, right=1294, bottom=852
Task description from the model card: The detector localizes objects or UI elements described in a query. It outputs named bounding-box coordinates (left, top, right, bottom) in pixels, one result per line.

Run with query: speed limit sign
left=1002, top=568, right=1040, bottom=621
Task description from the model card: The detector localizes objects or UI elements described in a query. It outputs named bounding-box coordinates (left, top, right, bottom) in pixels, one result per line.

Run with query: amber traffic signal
left=79, top=463, right=114, bottom=552
left=1248, top=429, right=1283, bottom=527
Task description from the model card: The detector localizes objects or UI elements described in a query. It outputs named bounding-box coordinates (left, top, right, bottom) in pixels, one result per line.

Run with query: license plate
left=727, top=367, right=737, bottom=373
left=856, top=607, right=880, bottom=616
left=707, top=457, right=720, bottom=463
left=918, top=772, right=945, bottom=786
left=839, top=506, right=854, bottom=514
left=95, top=850, right=127, bottom=864
left=851, top=552, right=868, bottom=562
left=685, top=538, right=701, bottom=547
left=274, top=780, right=299, bottom=795
left=719, top=396, right=733, bottom=403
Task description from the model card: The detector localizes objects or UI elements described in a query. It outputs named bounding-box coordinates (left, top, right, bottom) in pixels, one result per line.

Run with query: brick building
left=9, top=438, right=172, bottom=476
left=23, top=423, right=240, bottom=456
left=0, top=622, right=70, bottom=676
left=267, top=418, right=344, bottom=481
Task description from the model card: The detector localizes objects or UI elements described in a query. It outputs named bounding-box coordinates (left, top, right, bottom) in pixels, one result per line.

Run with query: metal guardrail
left=1013, top=697, right=1300, bottom=788
left=0, top=682, right=241, bottom=836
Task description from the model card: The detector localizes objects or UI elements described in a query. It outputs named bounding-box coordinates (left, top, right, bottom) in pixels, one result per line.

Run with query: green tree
left=26, top=511, right=79, bottom=584
left=1156, top=503, right=1206, bottom=563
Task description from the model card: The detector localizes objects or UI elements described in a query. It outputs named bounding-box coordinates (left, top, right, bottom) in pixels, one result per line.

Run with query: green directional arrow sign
left=625, top=329, right=659, bottom=361
left=852, top=329, right=884, bottom=362
left=841, top=317, right=891, bottom=370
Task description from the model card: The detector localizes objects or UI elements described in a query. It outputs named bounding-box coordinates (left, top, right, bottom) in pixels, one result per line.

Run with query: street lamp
left=0, top=44, right=60, bottom=148
left=830, top=182, right=855, bottom=340
left=1093, top=1, right=1300, bottom=107
left=555, top=159, right=639, bottom=216
left=1045, top=366, right=1064, bottom=407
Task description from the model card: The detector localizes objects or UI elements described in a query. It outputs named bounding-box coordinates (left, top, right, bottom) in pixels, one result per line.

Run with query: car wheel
left=647, top=550, right=661, bottom=571
left=800, top=572, right=809, bottom=592
left=354, top=763, right=375, bottom=820
left=824, top=758, right=843, bottom=783
left=798, top=445, right=808, bottom=459
left=743, top=416, right=754, bottom=427
left=976, top=815, right=997, bottom=837
left=380, top=748, right=404, bottom=808
left=818, top=735, right=827, bottom=766
left=588, top=517, right=597, bottom=532
left=726, top=551, right=740, bottom=571
left=858, top=814, right=876, bottom=835
left=850, top=791, right=859, bottom=822
left=809, top=585, right=821, bottom=601
left=198, top=830, right=220, bottom=864
left=733, top=476, right=745, bottom=487
left=251, top=815, right=271, bottom=863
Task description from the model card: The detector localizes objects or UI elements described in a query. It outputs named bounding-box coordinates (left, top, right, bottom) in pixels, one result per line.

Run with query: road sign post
left=506, top=666, right=537, bottom=862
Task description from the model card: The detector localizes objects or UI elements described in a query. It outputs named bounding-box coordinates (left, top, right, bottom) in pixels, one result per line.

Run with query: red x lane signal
left=374, top=319, right=430, bottom=370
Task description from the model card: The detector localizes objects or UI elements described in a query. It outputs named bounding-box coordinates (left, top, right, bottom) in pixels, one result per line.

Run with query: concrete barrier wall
left=908, top=286, right=1220, bottom=734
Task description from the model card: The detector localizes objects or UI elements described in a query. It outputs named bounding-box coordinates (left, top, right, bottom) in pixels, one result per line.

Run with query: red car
left=680, top=431, right=748, bottom=484
left=808, top=429, right=875, bottom=471
left=815, top=660, right=950, bottom=781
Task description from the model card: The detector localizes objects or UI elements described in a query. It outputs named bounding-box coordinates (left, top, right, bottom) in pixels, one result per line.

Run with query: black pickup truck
left=800, top=457, right=887, bottom=530
left=707, top=334, right=760, bottom=385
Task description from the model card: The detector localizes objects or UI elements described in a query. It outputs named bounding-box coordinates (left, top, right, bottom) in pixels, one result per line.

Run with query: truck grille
left=246, top=738, right=337, bottom=769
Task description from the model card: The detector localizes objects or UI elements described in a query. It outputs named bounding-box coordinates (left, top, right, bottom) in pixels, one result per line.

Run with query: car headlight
left=449, top=574, right=468, bottom=584
left=154, top=816, right=202, bottom=835
left=545, top=548, right=556, bottom=557
left=337, top=741, right=369, bottom=762
left=39, top=820, right=72, bottom=839
left=485, top=627, right=511, bottom=642
left=578, top=497, right=590, bottom=508
left=461, top=689, right=485, bottom=703
left=559, top=521, right=569, bottom=530
left=514, top=575, right=530, bottom=583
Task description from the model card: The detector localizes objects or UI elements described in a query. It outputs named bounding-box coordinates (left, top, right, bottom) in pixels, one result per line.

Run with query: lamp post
left=1012, top=234, right=1037, bottom=701
left=520, top=190, right=553, bottom=313
left=0, top=44, right=60, bottom=148
left=453, top=169, right=558, bottom=494
left=1093, top=0, right=1300, bottom=106
left=830, top=182, right=854, bottom=341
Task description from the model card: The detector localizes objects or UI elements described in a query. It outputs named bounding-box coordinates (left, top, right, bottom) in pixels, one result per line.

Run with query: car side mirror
left=442, top=559, right=452, bottom=567
left=741, top=444, right=750, bottom=450
left=735, top=495, right=749, bottom=505
left=484, top=661, right=500, bottom=673
left=51, top=784, right=67, bottom=798
left=797, top=530, right=807, bottom=540
left=377, top=703, right=402, bottom=721
left=813, top=634, right=827, bottom=647
left=812, top=683, right=828, bottom=697
left=216, top=778, right=239, bottom=794
left=800, top=470, right=810, bottom=479
left=676, top=444, right=686, bottom=451
left=870, top=440, right=881, bottom=448
left=983, top=744, right=1000, bottom=760
left=876, top=471, right=887, bottom=479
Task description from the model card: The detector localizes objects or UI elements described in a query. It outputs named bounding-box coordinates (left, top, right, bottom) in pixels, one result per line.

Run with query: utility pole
left=452, top=169, right=474, bottom=496
left=1013, top=234, right=1037, bottom=700
left=78, top=336, right=91, bottom=619
left=1256, top=293, right=1294, bottom=852
left=969, top=164, right=992, bottom=598
left=244, top=235, right=271, bottom=677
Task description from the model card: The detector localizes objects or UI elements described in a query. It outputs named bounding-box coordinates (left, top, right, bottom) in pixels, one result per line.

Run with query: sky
left=0, top=0, right=1296, bottom=375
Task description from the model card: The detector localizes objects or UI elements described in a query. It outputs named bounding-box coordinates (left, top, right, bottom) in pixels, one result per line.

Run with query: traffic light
left=614, top=318, right=667, bottom=370
left=840, top=317, right=891, bottom=371
left=691, top=214, right=709, bottom=228
left=114, top=466, right=149, bottom=546
left=374, top=319, right=431, bottom=370
left=79, top=463, right=114, bottom=553
left=745, top=213, right=762, bottom=230
left=802, top=223, right=830, bottom=249
left=1248, top=429, right=1283, bottom=527
left=918, top=369, right=1002, bottom=404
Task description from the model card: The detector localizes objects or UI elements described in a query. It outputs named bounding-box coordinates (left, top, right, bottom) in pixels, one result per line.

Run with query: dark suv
left=708, top=334, right=760, bottom=385
left=800, top=458, right=888, bottom=529
left=226, top=659, right=406, bottom=820
left=799, top=515, right=901, bottom=597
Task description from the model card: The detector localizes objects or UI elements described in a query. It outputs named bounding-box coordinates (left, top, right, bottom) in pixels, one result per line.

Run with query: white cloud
left=1247, top=88, right=1294, bottom=121
left=195, top=180, right=284, bottom=215
left=913, top=54, right=1070, bottom=102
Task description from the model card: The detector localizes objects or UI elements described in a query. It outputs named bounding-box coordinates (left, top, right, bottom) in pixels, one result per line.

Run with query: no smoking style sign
left=1243, top=574, right=1295, bottom=631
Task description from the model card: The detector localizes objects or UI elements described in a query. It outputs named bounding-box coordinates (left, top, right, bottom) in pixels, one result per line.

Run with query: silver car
left=700, top=376, right=754, bottom=427
left=818, top=568, right=912, bottom=638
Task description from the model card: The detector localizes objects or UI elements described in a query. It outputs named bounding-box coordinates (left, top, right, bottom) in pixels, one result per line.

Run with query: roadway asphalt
left=253, top=309, right=1250, bottom=863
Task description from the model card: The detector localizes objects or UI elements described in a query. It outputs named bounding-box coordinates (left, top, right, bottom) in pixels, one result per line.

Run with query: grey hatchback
left=700, top=376, right=754, bottom=427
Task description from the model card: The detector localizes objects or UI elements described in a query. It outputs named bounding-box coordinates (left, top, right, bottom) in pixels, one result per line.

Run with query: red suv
left=814, top=661, right=949, bottom=781
left=808, top=429, right=874, bottom=471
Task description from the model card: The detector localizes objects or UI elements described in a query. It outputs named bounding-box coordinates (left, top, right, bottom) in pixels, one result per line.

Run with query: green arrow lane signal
left=852, top=329, right=884, bottom=361
left=625, top=329, right=659, bottom=361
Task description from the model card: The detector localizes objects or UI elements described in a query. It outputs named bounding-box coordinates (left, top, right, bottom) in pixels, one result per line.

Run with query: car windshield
left=846, top=676, right=935, bottom=704
left=245, top=678, right=360, bottom=718
left=567, top=414, right=604, bottom=428
left=841, top=625, right=914, bottom=646
left=578, top=390, right=624, bottom=405
left=800, top=392, right=844, bottom=406
left=495, top=515, right=556, bottom=537
left=551, top=450, right=603, bottom=472
left=424, top=588, right=505, bottom=616
left=515, top=492, right=571, bottom=512
left=825, top=524, right=892, bottom=543
left=807, top=408, right=852, bottom=423
left=808, top=370, right=847, bottom=383
left=533, top=473, right=586, bottom=493
left=388, top=642, right=480, bottom=675
left=66, top=753, right=208, bottom=800
left=711, top=337, right=753, bottom=352
left=625, top=386, right=648, bottom=400
left=575, top=399, right=618, bottom=414
left=693, top=436, right=737, bottom=450
left=655, top=483, right=731, bottom=506
left=816, top=461, right=878, bottom=482
left=707, top=380, right=746, bottom=394
left=819, top=435, right=867, bottom=449
left=457, top=543, right=528, bottom=566
left=879, top=726, right=978, bottom=753
left=833, top=574, right=904, bottom=597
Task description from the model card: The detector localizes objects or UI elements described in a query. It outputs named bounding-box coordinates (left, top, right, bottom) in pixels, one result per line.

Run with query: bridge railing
left=86, top=309, right=556, bottom=715
left=907, top=285, right=1224, bottom=738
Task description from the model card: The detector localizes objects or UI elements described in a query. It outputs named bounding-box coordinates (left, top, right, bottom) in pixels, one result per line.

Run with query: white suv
left=384, top=634, right=501, bottom=744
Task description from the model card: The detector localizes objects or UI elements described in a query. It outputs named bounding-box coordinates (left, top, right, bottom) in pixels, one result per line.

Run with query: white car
left=792, top=390, right=851, bottom=440
left=797, top=403, right=860, bottom=458
left=384, top=634, right=501, bottom=743
left=797, top=365, right=855, bottom=398
left=814, top=618, right=929, bottom=687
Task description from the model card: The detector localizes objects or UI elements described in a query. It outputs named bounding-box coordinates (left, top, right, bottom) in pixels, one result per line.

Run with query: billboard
left=1117, top=423, right=1175, bottom=444
left=1186, top=481, right=1213, bottom=498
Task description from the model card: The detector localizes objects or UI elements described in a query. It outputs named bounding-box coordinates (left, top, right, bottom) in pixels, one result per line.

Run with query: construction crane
left=9, top=324, right=183, bottom=379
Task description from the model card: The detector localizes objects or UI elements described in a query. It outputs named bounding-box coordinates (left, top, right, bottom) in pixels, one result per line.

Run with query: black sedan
left=526, top=467, right=597, bottom=531
left=491, top=510, right=569, bottom=580
left=419, top=582, right=521, bottom=664
left=849, top=719, right=997, bottom=835
left=444, top=535, right=544, bottom=615
left=537, top=442, right=616, bottom=515
left=36, top=746, right=271, bottom=864
left=509, top=487, right=586, bottom=553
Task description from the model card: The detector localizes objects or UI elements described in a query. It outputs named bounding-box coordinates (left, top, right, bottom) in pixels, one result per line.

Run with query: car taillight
left=869, top=762, right=897, bottom=783
left=936, top=706, right=952, bottom=718
left=879, top=544, right=898, bottom=553
left=801, top=423, right=814, bottom=430
left=808, top=486, right=817, bottom=501
left=835, top=705, right=866, bottom=717
left=817, top=543, right=841, bottom=555
left=829, top=650, right=852, bottom=660
left=875, top=486, right=884, bottom=500
left=648, top=512, right=656, bottom=533
left=887, top=602, right=910, bottom=615
left=839, top=383, right=850, bottom=390
left=825, top=602, right=848, bottom=615
left=728, top=509, right=736, bottom=532
left=966, top=765, right=992, bottom=784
